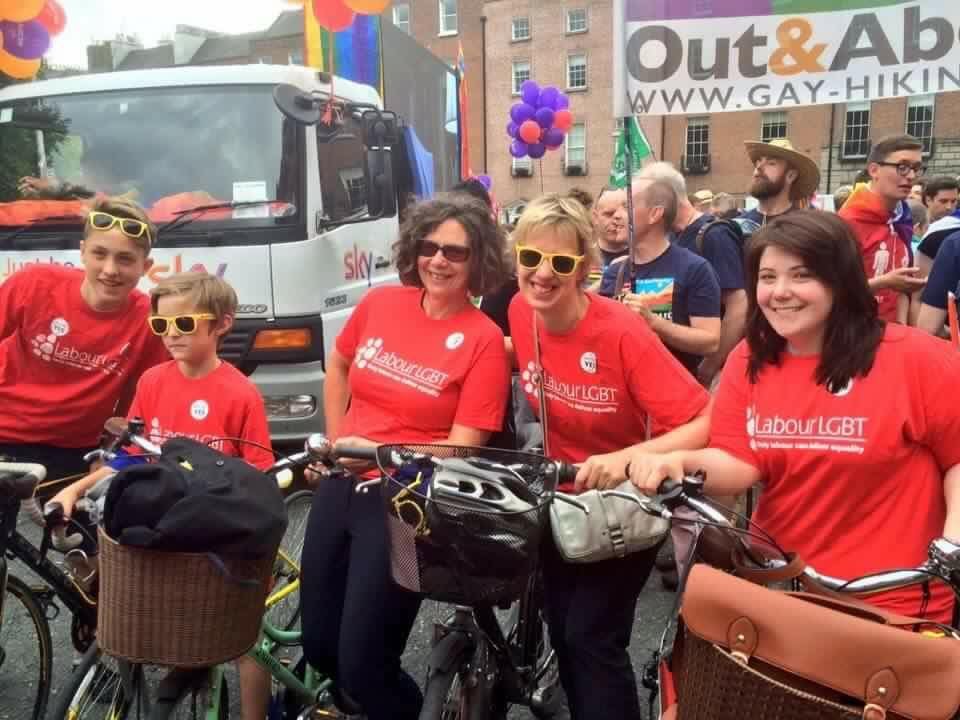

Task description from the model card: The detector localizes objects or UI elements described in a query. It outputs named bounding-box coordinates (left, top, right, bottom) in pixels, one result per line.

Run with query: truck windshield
left=0, top=85, right=301, bottom=243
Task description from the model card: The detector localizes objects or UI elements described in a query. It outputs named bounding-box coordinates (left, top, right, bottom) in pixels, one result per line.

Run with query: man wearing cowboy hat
left=741, top=137, right=820, bottom=228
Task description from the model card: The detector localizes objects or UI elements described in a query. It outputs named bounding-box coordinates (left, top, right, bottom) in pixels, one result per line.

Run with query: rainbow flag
left=625, top=0, right=907, bottom=21
left=457, top=42, right=471, bottom=178
left=305, top=12, right=383, bottom=96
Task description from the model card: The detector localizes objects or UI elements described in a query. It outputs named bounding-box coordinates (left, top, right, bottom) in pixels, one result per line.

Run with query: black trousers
left=300, top=476, right=423, bottom=720
left=542, top=537, right=661, bottom=720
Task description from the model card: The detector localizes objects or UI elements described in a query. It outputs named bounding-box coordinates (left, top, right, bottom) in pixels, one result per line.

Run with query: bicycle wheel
left=0, top=574, right=52, bottom=720
left=138, top=665, right=227, bottom=720
left=265, top=489, right=313, bottom=633
left=419, top=666, right=471, bottom=720
left=48, top=642, right=145, bottom=720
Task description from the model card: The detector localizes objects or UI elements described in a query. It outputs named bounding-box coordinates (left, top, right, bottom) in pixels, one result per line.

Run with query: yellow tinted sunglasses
left=88, top=211, right=152, bottom=244
left=148, top=314, right=215, bottom=336
left=515, top=245, right=585, bottom=277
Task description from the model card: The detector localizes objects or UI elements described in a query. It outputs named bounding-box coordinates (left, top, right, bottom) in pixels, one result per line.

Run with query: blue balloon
left=520, top=80, right=541, bottom=106
left=535, top=107, right=555, bottom=129
left=510, top=101, right=536, bottom=125
left=555, top=93, right=570, bottom=110
left=538, top=86, right=560, bottom=110
left=543, top=128, right=565, bottom=148
left=510, top=139, right=529, bottom=158
left=527, top=143, right=546, bottom=159
left=506, top=121, right=519, bottom=138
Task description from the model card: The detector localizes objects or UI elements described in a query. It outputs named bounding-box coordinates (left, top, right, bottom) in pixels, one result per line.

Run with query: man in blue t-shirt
left=916, top=228, right=960, bottom=338
left=739, top=138, right=820, bottom=230
left=599, top=179, right=721, bottom=375
left=638, top=162, right=747, bottom=386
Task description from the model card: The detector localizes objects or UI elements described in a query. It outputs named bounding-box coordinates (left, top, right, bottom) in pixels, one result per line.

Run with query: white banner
left=613, top=0, right=960, bottom=116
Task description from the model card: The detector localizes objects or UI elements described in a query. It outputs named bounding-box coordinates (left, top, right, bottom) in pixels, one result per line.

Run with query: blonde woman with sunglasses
left=507, top=193, right=711, bottom=720
left=0, top=197, right=168, bottom=480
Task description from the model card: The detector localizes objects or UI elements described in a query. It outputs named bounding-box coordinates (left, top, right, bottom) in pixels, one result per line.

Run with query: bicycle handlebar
left=644, top=475, right=960, bottom=599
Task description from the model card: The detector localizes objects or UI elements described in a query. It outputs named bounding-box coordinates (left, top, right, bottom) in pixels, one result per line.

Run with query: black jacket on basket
left=103, top=437, right=287, bottom=558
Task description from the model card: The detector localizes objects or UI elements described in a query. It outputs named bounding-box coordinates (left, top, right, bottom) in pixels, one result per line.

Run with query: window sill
left=438, top=30, right=459, bottom=37
left=511, top=37, right=531, bottom=43
left=565, top=28, right=588, bottom=36
left=566, top=86, right=588, bottom=93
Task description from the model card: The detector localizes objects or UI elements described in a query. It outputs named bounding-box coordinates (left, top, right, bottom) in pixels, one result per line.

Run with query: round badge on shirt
left=446, top=332, right=465, bottom=350
left=190, top=399, right=210, bottom=420
left=580, top=352, right=597, bottom=374
left=51, top=317, right=70, bottom=337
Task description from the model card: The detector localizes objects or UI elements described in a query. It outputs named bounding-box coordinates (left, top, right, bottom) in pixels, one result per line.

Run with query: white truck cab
left=0, top=64, right=408, bottom=444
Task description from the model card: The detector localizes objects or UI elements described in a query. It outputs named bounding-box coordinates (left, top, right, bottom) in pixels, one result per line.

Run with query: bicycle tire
left=265, top=489, right=313, bottom=634
left=419, top=665, right=469, bottom=720
left=0, top=574, right=52, bottom=720
left=143, top=667, right=227, bottom=720
left=48, top=642, right=145, bottom=720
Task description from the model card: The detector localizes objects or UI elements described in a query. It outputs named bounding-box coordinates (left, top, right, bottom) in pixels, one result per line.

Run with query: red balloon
left=313, top=0, right=355, bottom=32
left=518, top=119, right=541, bottom=145
left=553, top=110, right=573, bottom=132
left=36, top=0, right=66, bottom=37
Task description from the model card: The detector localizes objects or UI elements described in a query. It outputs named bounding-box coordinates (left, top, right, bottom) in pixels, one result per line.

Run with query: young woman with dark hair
left=623, top=209, right=960, bottom=623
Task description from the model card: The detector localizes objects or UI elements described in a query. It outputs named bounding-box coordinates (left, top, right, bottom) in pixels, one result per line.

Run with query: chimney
left=174, top=24, right=218, bottom=65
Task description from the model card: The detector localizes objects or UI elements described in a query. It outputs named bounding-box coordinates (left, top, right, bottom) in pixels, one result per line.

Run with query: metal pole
left=623, top=117, right=636, bottom=289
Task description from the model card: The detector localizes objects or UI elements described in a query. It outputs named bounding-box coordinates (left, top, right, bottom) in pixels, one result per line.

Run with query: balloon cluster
left=312, top=0, right=390, bottom=32
left=507, top=80, right=572, bottom=160
left=0, top=0, right=66, bottom=80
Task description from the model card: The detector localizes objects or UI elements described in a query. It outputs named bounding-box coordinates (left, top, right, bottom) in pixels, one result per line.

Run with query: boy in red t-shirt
left=0, top=197, right=168, bottom=480
left=51, top=271, right=273, bottom=720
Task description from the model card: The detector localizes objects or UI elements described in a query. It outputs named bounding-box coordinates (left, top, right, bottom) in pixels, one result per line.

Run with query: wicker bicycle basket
left=96, top=528, right=274, bottom=667
left=373, top=444, right=558, bottom=606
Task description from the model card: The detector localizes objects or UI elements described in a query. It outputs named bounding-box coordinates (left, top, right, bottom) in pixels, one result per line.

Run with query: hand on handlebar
left=304, top=435, right=378, bottom=481
left=574, top=449, right=628, bottom=492
left=626, top=450, right=686, bottom=495
left=48, top=486, right=80, bottom=521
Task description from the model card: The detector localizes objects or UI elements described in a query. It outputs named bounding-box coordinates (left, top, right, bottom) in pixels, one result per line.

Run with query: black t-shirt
left=477, top=276, right=519, bottom=337
left=918, top=215, right=960, bottom=261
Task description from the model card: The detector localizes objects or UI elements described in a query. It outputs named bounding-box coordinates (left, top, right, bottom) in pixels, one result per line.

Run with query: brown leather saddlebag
left=673, top=565, right=960, bottom=720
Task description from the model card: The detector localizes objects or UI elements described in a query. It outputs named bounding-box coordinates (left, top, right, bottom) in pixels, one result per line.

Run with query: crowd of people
left=2, top=130, right=960, bottom=720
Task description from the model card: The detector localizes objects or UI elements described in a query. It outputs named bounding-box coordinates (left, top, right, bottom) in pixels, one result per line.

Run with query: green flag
left=609, top=117, right=652, bottom=189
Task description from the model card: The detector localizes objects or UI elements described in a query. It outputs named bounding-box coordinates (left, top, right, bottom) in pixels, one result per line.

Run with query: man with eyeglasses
left=839, top=135, right=928, bottom=323
left=0, top=197, right=167, bottom=484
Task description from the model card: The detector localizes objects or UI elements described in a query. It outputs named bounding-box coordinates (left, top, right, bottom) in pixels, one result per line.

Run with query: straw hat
left=744, top=138, right=821, bottom=201
left=692, top=189, right=714, bottom=206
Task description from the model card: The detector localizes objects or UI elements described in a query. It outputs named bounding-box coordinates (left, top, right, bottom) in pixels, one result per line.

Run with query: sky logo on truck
left=147, top=254, right=228, bottom=284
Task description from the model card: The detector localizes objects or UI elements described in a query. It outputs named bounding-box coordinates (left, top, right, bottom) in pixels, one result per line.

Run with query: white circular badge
left=190, top=400, right=210, bottom=420
left=446, top=332, right=465, bottom=350
left=50, top=317, right=70, bottom=337
left=580, top=352, right=597, bottom=374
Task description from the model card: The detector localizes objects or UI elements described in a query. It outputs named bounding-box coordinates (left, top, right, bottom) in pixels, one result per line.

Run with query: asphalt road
left=3, top=512, right=677, bottom=720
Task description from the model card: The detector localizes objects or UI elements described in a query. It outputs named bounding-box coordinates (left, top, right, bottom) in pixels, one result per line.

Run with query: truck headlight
left=264, top=394, right=317, bottom=419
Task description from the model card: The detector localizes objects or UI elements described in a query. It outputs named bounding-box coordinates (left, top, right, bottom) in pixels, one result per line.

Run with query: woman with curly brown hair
left=300, top=194, right=512, bottom=720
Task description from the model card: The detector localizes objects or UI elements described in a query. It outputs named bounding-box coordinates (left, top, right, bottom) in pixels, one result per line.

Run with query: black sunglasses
left=418, top=239, right=471, bottom=263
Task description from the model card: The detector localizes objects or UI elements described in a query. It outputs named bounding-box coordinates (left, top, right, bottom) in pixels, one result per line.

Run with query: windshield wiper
left=159, top=200, right=295, bottom=236
left=0, top=215, right=85, bottom=246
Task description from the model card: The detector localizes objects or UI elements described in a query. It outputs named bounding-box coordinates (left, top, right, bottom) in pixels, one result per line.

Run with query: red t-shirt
left=509, top=293, right=710, bottom=485
left=0, top=265, right=168, bottom=448
left=711, top=328, right=960, bottom=622
left=129, top=360, right=274, bottom=470
left=336, top=286, right=509, bottom=444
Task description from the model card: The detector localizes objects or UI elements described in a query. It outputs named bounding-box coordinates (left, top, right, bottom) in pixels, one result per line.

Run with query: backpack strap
left=695, top=217, right=745, bottom=256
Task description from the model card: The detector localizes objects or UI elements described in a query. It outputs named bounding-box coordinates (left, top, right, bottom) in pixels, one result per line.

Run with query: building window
left=685, top=116, right=710, bottom=171
left=512, top=60, right=531, bottom=95
left=439, top=0, right=457, bottom=35
left=288, top=49, right=304, bottom=65
left=565, top=122, right=586, bottom=172
left=761, top=111, right=787, bottom=143
left=511, top=16, right=530, bottom=41
left=512, top=156, right=533, bottom=176
left=567, top=53, right=587, bottom=90
left=906, top=94, right=935, bottom=156
left=566, top=8, right=588, bottom=34
left=392, top=3, right=410, bottom=34
left=843, top=101, right=871, bottom=159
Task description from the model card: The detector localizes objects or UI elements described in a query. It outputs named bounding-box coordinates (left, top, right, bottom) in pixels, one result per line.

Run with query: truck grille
left=220, top=326, right=254, bottom=372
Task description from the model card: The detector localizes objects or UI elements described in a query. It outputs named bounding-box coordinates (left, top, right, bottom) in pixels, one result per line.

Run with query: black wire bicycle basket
left=372, top=444, right=558, bottom=605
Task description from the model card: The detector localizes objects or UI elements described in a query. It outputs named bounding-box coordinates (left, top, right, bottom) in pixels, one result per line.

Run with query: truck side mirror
left=365, top=148, right=396, bottom=219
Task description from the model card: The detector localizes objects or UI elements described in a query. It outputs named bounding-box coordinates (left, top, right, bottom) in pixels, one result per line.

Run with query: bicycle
left=0, top=460, right=100, bottom=720
left=47, top=424, right=327, bottom=720
left=632, top=473, right=960, bottom=718
left=307, top=440, right=579, bottom=720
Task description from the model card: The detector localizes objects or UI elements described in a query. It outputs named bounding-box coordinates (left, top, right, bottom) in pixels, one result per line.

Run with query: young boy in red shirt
left=51, top=271, right=273, bottom=720
left=0, top=197, right=169, bottom=480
